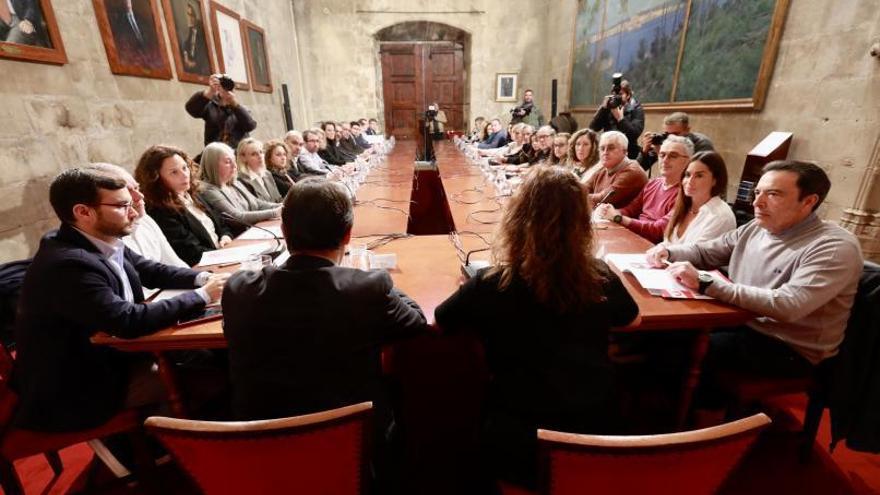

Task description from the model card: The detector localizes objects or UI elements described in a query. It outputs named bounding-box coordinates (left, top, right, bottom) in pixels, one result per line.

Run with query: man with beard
left=510, top=89, right=545, bottom=128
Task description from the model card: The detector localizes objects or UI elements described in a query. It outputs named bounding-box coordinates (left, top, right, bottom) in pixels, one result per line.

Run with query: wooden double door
left=380, top=43, right=465, bottom=140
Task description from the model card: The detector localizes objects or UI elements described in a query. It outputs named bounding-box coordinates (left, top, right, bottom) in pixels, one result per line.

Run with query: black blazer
left=318, top=140, right=348, bottom=165
left=12, top=224, right=205, bottom=431
left=147, top=200, right=231, bottom=267
left=222, top=255, right=427, bottom=421
left=435, top=264, right=638, bottom=486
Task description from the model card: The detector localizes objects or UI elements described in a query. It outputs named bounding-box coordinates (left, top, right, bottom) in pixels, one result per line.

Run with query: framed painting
left=161, top=0, right=216, bottom=84
left=0, top=0, right=67, bottom=65
left=241, top=19, right=271, bottom=93
left=496, top=73, right=517, bottom=102
left=209, top=1, right=248, bottom=90
left=568, top=0, right=790, bottom=112
left=92, top=0, right=173, bottom=79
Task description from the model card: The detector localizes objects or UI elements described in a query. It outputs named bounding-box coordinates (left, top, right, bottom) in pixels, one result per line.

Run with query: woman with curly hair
left=435, top=165, right=639, bottom=489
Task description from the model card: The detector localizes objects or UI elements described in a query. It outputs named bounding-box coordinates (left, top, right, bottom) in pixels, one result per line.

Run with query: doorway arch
left=374, top=21, right=470, bottom=140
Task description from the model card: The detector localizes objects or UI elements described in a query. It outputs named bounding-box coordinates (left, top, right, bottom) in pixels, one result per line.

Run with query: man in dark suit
left=106, top=0, right=165, bottom=69
left=180, top=2, right=209, bottom=75
left=13, top=168, right=228, bottom=432
left=223, top=178, right=427, bottom=421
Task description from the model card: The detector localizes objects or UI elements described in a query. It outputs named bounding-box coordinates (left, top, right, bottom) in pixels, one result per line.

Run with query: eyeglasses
left=93, top=202, right=135, bottom=211
left=553, top=143, right=567, bottom=148
left=658, top=152, right=687, bottom=160
left=598, top=145, right=620, bottom=152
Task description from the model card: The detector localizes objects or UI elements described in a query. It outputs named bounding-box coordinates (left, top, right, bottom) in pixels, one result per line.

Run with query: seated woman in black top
left=435, top=165, right=640, bottom=489
left=135, top=145, right=232, bottom=266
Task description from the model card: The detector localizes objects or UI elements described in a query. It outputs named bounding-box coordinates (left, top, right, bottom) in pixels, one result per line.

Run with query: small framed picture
left=241, top=20, right=271, bottom=93
left=162, top=0, right=217, bottom=85
left=92, top=0, right=173, bottom=79
left=496, top=73, right=518, bottom=102
left=0, top=0, right=67, bottom=65
left=209, top=0, right=248, bottom=90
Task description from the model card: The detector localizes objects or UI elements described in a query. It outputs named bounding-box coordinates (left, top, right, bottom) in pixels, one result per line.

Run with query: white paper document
left=198, top=242, right=274, bottom=266
left=604, top=253, right=715, bottom=300
left=236, top=225, right=283, bottom=240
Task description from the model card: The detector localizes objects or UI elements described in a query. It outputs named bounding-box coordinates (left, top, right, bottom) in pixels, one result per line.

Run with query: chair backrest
left=145, top=402, right=372, bottom=495
left=537, top=413, right=771, bottom=495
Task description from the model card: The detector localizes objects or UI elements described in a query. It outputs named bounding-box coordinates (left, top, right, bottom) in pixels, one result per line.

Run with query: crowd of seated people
left=9, top=69, right=869, bottom=495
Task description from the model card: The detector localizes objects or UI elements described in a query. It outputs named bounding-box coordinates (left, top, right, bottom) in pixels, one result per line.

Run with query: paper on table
left=605, top=253, right=714, bottom=300
left=198, top=242, right=274, bottom=266
left=152, top=288, right=220, bottom=307
left=236, top=225, right=283, bottom=240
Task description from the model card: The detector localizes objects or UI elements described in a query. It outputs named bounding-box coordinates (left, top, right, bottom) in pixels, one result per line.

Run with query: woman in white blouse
left=236, top=138, right=284, bottom=203
left=663, top=151, right=737, bottom=245
left=198, top=142, right=281, bottom=236
left=135, top=145, right=233, bottom=266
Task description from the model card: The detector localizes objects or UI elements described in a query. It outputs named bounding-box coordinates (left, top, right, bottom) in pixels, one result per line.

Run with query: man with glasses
left=583, top=131, right=648, bottom=208
left=530, top=125, right=556, bottom=165
left=12, top=167, right=229, bottom=432
left=297, top=128, right=337, bottom=177
left=594, top=136, right=693, bottom=243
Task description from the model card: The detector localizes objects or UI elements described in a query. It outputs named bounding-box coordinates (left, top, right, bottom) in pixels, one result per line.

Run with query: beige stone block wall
left=566, top=0, right=880, bottom=229
left=291, top=0, right=555, bottom=131
left=0, top=0, right=308, bottom=263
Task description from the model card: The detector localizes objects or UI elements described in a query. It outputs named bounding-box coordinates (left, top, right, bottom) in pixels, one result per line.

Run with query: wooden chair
left=145, top=401, right=373, bottom=495
left=534, top=413, right=770, bottom=495
left=0, top=342, right=141, bottom=495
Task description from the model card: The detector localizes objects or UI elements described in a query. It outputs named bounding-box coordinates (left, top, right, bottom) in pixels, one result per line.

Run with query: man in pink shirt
left=595, top=135, right=693, bottom=243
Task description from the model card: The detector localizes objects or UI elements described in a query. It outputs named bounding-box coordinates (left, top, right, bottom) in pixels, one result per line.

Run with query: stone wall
left=0, top=0, right=307, bottom=262
left=563, top=0, right=880, bottom=259
left=291, top=0, right=553, bottom=131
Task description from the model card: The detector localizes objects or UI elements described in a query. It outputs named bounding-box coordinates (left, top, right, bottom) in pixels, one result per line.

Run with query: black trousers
left=694, top=326, right=815, bottom=410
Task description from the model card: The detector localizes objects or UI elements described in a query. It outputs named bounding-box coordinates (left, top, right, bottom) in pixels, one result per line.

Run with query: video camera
left=650, top=132, right=670, bottom=146
left=425, top=104, right=438, bottom=120
left=510, top=105, right=532, bottom=118
left=605, top=72, right=624, bottom=109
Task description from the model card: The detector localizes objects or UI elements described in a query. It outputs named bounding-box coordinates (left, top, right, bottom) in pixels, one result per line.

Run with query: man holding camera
left=510, top=89, right=545, bottom=128
left=589, top=75, right=644, bottom=159
left=185, top=73, right=257, bottom=150
left=638, top=112, right=714, bottom=172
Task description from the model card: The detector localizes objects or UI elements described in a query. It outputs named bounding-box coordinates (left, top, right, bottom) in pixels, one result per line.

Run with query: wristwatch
left=612, top=214, right=623, bottom=224
left=697, top=272, right=714, bottom=294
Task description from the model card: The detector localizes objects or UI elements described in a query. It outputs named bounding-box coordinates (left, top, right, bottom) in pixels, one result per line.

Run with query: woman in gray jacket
left=198, top=142, right=280, bottom=235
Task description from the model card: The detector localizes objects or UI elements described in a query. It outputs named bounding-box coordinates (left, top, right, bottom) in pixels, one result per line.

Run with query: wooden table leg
left=155, top=352, right=187, bottom=418
left=677, top=328, right=711, bottom=429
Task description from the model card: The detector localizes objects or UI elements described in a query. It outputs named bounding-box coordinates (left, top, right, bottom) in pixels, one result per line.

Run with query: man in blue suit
left=478, top=118, right=509, bottom=150
left=13, top=167, right=228, bottom=431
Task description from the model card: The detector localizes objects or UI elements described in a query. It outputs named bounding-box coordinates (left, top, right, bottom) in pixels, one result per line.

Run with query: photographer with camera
left=588, top=74, right=644, bottom=159
left=637, top=112, right=714, bottom=172
left=510, top=89, right=545, bottom=128
left=185, top=73, right=257, bottom=152
left=425, top=102, right=448, bottom=140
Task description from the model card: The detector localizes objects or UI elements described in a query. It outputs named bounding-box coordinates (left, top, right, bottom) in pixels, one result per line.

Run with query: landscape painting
left=569, top=0, right=788, bottom=110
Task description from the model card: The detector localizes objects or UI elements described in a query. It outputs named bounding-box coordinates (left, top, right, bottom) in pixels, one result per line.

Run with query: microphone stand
left=220, top=212, right=285, bottom=259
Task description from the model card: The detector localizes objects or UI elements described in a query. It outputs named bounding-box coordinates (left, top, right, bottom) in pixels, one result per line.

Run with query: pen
left=598, top=189, right=616, bottom=204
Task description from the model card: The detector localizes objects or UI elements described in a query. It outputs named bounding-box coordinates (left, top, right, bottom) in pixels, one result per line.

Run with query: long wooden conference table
left=93, top=140, right=750, bottom=428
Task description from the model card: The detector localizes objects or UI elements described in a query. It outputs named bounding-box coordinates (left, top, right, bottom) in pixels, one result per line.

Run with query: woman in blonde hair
left=198, top=141, right=280, bottom=235
left=435, top=165, right=639, bottom=489
left=236, top=137, right=283, bottom=203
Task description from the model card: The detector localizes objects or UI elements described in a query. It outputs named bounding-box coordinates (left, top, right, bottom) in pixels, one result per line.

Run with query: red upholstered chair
left=535, top=413, right=770, bottom=495
left=0, top=342, right=142, bottom=495
left=145, top=401, right=373, bottom=495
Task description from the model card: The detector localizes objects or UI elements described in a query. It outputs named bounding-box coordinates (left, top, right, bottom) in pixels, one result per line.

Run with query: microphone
left=460, top=247, right=492, bottom=279
left=220, top=212, right=285, bottom=259
left=598, top=189, right=616, bottom=204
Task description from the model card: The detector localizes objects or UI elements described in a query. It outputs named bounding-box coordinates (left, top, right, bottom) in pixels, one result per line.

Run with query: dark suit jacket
left=318, top=140, right=348, bottom=166
left=185, top=91, right=257, bottom=149
left=222, top=255, right=427, bottom=421
left=338, top=136, right=361, bottom=160
left=146, top=200, right=231, bottom=267
left=12, top=224, right=205, bottom=431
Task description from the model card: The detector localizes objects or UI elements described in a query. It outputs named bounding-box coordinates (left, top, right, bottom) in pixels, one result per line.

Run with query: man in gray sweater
left=647, top=160, right=863, bottom=409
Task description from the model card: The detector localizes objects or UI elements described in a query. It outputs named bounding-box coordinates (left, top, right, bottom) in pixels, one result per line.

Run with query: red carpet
left=5, top=393, right=878, bottom=494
